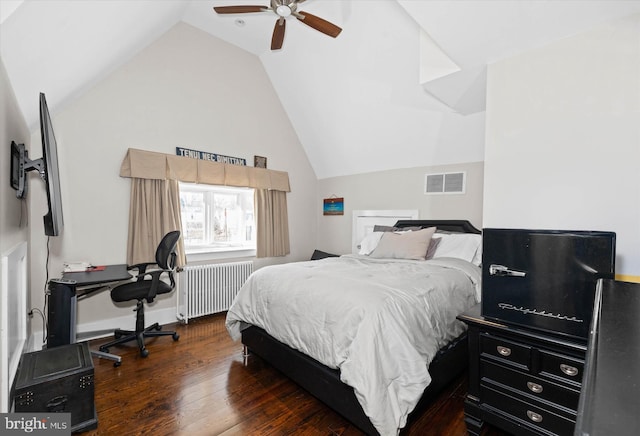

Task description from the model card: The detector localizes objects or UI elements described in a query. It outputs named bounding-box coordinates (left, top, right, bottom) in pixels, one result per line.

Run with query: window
left=179, top=183, right=255, bottom=254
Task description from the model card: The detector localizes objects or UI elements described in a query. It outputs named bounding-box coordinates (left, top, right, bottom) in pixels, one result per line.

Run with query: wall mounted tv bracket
left=10, top=141, right=45, bottom=199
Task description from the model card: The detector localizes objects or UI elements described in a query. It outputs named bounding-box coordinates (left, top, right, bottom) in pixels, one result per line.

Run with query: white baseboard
left=28, top=306, right=180, bottom=352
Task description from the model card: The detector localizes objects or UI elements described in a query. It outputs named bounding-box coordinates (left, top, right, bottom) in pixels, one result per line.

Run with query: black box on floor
left=13, top=342, right=97, bottom=433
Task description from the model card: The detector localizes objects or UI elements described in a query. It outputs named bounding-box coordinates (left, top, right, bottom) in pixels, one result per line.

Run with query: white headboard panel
left=352, top=209, right=419, bottom=254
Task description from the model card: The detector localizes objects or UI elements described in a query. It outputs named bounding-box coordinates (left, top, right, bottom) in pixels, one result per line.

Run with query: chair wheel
left=113, top=361, right=121, bottom=367
left=140, top=348, right=149, bottom=358
left=155, top=325, right=162, bottom=331
left=100, top=346, right=109, bottom=353
left=114, top=332, right=123, bottom=339
left=172, top=333, right=180, bottom=341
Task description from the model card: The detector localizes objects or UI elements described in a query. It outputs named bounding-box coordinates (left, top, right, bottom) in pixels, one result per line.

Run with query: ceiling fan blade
left=213, top=5, right=267, bottom=14
left=271, top=18, right=286, bottom=50
left=295, top=10, right=342, bottom=38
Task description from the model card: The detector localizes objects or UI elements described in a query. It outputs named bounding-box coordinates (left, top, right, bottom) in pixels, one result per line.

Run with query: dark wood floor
left=84, top=312, right=510, bottom=435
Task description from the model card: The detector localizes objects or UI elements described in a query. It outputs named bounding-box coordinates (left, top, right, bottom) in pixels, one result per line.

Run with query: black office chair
left=99, top=230, right=181, bottom=358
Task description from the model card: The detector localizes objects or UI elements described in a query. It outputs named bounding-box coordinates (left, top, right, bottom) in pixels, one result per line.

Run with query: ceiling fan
left=213, top=0, right=342, bottom=50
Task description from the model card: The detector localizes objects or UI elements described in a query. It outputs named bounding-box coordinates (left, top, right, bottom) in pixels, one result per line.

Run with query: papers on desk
left=63, top=261, right=94, bottom=272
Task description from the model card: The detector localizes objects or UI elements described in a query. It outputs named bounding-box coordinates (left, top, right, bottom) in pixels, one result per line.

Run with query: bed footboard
left=241, top=326, right=468, bottom=435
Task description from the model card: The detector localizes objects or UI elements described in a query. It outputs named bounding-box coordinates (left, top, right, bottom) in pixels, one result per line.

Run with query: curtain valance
left=120, top=148, right=291, bottom=192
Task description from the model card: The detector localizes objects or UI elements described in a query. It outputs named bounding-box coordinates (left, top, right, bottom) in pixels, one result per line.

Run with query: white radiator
left=177, top=261, right=253, bottom=323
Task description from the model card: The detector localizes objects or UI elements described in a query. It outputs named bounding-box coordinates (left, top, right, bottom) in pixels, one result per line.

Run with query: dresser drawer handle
left=527, top=381, right=544, bottom=394
left=527, top=410, right=543, bottom=423
left=497, top=346, right=511, bottom=357
left=560, top=364, right=579, bottom=377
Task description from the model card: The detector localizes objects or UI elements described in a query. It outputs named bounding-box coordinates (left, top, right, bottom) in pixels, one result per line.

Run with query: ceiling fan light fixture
left=275, top=5, right=292, bottom=17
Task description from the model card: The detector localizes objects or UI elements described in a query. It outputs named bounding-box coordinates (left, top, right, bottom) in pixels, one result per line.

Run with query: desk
left=63, top=264, right=131, bottom=289
left=47, top=264, right=131, bottom=365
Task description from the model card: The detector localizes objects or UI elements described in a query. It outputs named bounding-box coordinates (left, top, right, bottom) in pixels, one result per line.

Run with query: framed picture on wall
left=323, top=197, right=344, bottom=215
left=254, top=155, right=267, bottom=168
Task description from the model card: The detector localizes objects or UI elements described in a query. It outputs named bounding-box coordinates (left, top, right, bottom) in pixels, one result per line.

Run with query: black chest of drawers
left=458, top=305, right=587, bottom=436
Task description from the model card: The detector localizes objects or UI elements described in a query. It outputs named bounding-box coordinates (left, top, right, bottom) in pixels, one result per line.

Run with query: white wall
left=317, top=161, right=484, bottom=255
left=27, top=23, right=318, bottom=337
left=0, top=55, right=30, bottom=411
left=484, top=14, right=640, bottom=277
left=0, top=57, right=29, bottom=256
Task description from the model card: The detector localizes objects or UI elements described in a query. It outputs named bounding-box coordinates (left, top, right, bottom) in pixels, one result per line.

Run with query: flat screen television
left=39, top=92, right=63, bottom=236
left=8, top=92, right=64, bottom=236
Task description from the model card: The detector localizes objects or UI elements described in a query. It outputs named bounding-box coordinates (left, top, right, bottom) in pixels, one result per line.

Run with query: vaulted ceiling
left=2, top=1, right=639, bottom=178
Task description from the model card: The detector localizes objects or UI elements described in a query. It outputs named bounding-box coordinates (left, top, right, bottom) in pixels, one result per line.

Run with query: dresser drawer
left=480, top=333, right=531, bottom=370
left=481, top=385, right=575, bottom=436
left=481, top=360, right=580, bottom=411
left=539, top=350, right=584, bottom=386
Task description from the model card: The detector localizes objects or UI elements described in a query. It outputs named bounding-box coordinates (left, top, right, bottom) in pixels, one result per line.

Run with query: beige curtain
left=255, top=189, right=290, bottom=258
left=121, top=148, right=291, bottom=261
left=127, top=178, right=186, bottom=267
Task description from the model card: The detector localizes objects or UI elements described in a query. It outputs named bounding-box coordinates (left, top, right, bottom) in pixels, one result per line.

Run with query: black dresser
left=458, top=305, right=587, bottom=436
left=574, top=279, right=640, bottom=436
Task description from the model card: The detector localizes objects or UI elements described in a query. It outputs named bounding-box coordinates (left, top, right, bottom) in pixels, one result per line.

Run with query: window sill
left=185, top=248, right=256, bottom=262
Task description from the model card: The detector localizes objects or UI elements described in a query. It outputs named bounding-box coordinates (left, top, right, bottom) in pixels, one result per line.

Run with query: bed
left=226, top=220, right=482, bottom=435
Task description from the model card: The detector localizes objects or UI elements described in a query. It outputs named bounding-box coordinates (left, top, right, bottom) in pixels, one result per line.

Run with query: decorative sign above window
left=176, top=147, right=246, bottom=166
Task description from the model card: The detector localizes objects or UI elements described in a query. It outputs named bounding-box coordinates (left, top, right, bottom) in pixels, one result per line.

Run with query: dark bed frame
left=241, top=219, right=481, bottom=435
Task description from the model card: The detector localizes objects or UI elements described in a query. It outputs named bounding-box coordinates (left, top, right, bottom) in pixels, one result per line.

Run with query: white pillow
left=370, top=227, right=436, bottom=260
left=358, top=232, right=384, bottom=255
left=432, top=233, right=482, bottom=265
left=471, top=240, right=483, bottom=266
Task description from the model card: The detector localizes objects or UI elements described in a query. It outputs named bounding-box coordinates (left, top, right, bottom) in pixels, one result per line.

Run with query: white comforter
left=226, top=255, right=481, bottom=436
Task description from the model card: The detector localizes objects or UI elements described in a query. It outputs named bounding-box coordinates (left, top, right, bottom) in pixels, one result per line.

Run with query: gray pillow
left=373, top=225, right=396, bottom=232
left=426, top=237, right=442, bottom=260
left=373, top=225, right=422, bottom=232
